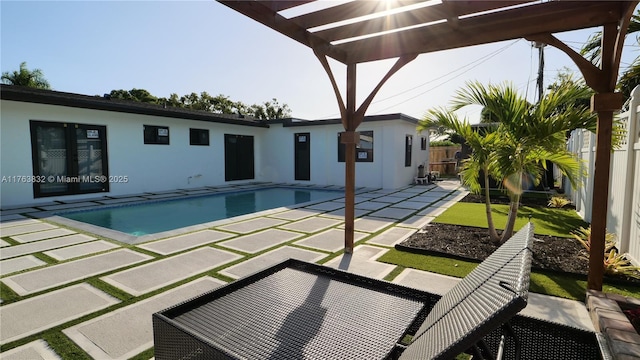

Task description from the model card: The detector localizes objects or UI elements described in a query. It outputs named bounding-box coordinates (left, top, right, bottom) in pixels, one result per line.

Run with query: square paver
left=63, top=277, right=225, bottom=360
left=2, top=249, right=153, bottom=296
left=294, top=228, right=369, bottom=252
left=390, top=200, right=428, bottom=210
left=217, top=217, right=288, bottom=234
left=100, top=247, right=241, bottom=296
left=0, top=218, right=42, bottom=229
left=0, top=339, right=61, bottom=360
left=217, top=229, right=303, bottom=254
left=323, top=245, right=395, bottom=279
left=137, top=230, right=236, bottom=255
left=304, top=201, right=344, bottom=211
left=368, top=207, right=416, bottom=220
left=366, top=227, right=416, bottom=247
left=0, top=223, right=58, bottom=237
left=409, top=194, right=444, bottom=204
left=43, top=240, right=120, bottom=261
left=220, top=246, right=327, bottom=279
left=279, top=217, right=342, bottom=233
left=416, top=206, right=448, bottom=217
left=396, top=215, right=435, bottom=229
left=0, top=234, right=96, bottom=260
left=0, top=255, right=47, bottom=275
left=346, top=216, right=396, bottom=233
left=268, top=208, right=320, bottom=221
left=354, top=201, right=388, bottom=211
left=0, top=283, right=119, bottom=345
left=320, top=208, right=371, bottom=219
left=11, top=228, right=77, bottom=243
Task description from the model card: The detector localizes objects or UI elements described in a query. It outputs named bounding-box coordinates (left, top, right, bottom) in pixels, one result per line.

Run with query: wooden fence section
left=429, top=145, right=461, bottom=176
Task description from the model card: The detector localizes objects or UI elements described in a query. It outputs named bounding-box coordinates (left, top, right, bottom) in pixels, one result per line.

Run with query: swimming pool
left=57, top=187, right=342, bottom=242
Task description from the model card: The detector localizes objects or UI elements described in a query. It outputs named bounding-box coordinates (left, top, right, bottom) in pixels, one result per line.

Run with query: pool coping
left=30, top=184, right=368, bottom=245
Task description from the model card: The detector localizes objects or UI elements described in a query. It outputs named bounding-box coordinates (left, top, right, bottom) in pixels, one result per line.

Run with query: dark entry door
left=294, top=133, right=310, bottom=181
left=224, top=134, right=254, bottom=181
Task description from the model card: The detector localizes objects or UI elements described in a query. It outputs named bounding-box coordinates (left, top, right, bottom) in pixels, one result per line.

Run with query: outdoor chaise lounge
left=152, top=223, right=602, bottom=359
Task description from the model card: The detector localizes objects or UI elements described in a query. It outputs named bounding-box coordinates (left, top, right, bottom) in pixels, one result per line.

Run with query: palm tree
left=581, top=10, right=640, bottom=102
left=419, top=109, right=502, bottom=242
left=419, top=81, right=588, bottom=243
left=1, top=61, right=51, bottom=89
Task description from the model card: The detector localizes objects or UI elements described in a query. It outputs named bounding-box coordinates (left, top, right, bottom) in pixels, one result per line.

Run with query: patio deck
left=0, top=181, right=595, bottom=359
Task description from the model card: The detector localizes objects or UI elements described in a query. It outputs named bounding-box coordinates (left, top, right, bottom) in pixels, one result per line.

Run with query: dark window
left=405, top=135, right=413, bottom=167
left=144, top=125, right=169, bottom=145
left=30, top=120, right=109, bottom=198
left=421, top=137, right=427, bottom=150
left=190, top=128, right=209, bottom=146
left=338, top=130, right=373, bottom=162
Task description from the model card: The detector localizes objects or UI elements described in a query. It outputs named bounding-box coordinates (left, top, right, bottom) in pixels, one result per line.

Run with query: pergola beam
left=217, top=0, right=639, bottom=287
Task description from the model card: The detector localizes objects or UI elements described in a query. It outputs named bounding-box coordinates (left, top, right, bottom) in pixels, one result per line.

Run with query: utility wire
left=318, top=39, right=521, bottom=119
left=370, top=40, right=521, bottom=114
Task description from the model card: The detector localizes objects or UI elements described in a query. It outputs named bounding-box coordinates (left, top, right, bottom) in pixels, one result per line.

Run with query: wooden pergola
left=218, top=0, right=638, bottom=290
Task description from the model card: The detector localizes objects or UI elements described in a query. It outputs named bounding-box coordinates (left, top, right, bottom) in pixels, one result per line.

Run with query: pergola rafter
left=218, top=0, right=638, bottom=290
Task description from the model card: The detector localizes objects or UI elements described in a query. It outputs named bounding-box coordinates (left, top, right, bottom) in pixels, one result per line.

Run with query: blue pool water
left=61, top=187, right=341, bottom=236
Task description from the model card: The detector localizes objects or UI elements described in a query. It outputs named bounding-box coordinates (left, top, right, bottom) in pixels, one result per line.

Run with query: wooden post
left=588, top=92, right=623, bottom=290
left=344, top=63, right=357, bottom=253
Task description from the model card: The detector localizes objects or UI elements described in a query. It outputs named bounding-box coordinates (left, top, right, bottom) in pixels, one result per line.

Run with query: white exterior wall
left=260, top=120, right=429, bottom=189
left=1, top=100, right=428, bottom=207
left=1, top=100, right=267, bottom=207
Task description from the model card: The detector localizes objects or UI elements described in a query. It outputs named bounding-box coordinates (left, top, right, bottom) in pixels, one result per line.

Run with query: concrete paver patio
left=0, top=181, right=600, bottom=359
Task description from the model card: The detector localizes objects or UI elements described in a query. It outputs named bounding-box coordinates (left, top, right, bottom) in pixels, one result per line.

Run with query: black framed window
left=405, top=135, right=413, bottom=167
left=421, top=137, right=427, bottom=150
left=144, top=125, right=169, bottom=145
left=190, top=128, right=209, bottom=146
left=338, top=130, right=373, bottom=162
left=30, top=120, right=109, bottom=198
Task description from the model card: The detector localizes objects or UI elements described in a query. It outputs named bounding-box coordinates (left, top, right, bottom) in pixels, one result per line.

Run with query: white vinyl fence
left=565, top=86, right=640, bottom=265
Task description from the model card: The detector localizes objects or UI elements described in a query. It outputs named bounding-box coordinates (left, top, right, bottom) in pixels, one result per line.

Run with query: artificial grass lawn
left=384, top=201, right=639, bottom=300
left=434, top=202, right=588, bottom=237
left=378, top=249, right=640, bottom=301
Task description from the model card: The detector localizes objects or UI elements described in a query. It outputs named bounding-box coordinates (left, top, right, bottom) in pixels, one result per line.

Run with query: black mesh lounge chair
left=153, top=223, right=602, bottom=359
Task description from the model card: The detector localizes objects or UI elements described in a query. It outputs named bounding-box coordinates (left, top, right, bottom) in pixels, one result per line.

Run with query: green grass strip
left=378, top=249, right=640, bottom=300
left=433, top=202, right=588, bottom=237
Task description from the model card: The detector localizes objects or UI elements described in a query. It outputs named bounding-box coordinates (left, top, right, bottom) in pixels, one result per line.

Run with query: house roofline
left=270, top=113, right=420, bottom=127
left=0, top=85, right=269, bottom=128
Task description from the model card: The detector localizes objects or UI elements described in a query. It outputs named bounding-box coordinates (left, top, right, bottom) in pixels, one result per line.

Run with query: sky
left=1, top=1, right=638, bottom=122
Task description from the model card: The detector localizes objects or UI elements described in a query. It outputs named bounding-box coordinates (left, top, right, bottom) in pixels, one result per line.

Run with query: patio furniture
left=153, top=223, right=602, bottom=359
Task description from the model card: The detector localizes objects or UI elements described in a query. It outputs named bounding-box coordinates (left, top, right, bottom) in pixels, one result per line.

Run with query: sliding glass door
left=30, top=121, right=109, bottom=197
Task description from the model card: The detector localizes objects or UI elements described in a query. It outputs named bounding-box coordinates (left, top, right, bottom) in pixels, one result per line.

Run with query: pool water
left=61, top=188, right=341, bottom=236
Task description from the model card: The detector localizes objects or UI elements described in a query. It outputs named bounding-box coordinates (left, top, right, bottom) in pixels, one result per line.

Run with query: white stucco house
left=0, top=85, right=430, bottom=208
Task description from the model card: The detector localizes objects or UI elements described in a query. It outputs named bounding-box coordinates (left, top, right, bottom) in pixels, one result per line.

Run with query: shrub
left=572, top=226, right=640, bottom=279
left=548, top=195, right=571, bottom=208
left=430, top=140, right=459, bottom=147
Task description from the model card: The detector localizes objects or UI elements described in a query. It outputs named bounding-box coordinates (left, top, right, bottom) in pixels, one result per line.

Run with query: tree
left=249, top=98, right=292, bottom=120
left=1, top=61, right=51, bottom=89
left=581, top=10, right=640, bottom=102
left=104, top=88, right=293, bottom=119
left=418, top=111, right=501, bottom=241
left=419, top=81, right=587, bottom=243
left=108, top=88, right=158, bottom=103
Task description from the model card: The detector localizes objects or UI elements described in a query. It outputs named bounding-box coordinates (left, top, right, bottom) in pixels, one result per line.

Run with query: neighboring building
left=0, top=85, right=429, bottom=208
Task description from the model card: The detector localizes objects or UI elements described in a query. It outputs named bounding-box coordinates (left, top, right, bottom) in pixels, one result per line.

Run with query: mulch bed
left=398, top=193, right=639, bottom=282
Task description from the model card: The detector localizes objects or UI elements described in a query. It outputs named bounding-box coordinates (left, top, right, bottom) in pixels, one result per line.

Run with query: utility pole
left=533, top=41, right=546, bottom=102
